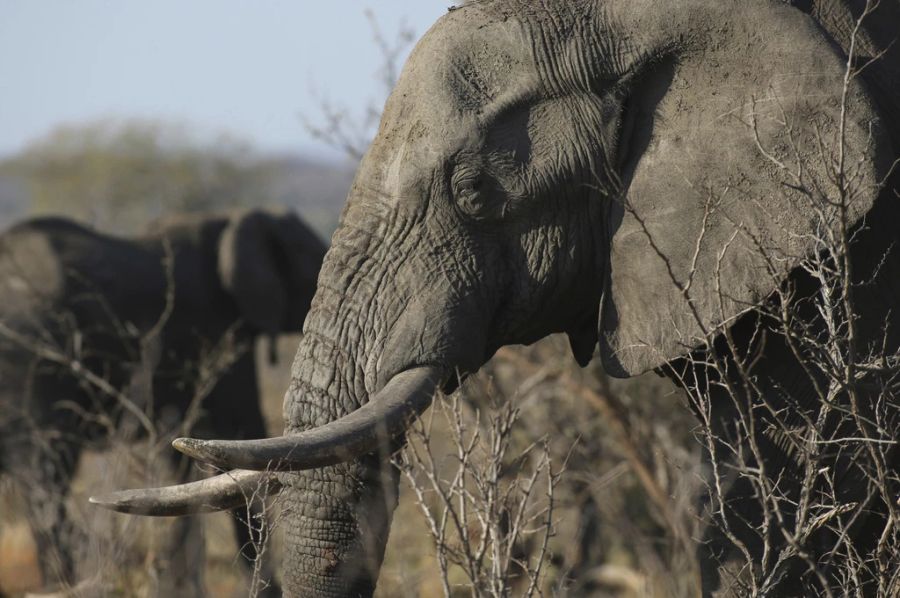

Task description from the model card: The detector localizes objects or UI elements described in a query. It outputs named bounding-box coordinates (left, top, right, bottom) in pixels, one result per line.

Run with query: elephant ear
left=597, top=0, right=891, bottom=377
left=218, top=210, right=325, bottom=337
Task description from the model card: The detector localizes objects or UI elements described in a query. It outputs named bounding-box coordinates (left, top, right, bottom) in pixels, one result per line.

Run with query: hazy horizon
left=0, top=1, right=448, bottom=160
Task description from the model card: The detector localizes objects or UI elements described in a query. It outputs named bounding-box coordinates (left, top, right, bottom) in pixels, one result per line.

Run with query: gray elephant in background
left=0, top=209, right=325, bottom=594
left=99, top=1, right=900, bottom=596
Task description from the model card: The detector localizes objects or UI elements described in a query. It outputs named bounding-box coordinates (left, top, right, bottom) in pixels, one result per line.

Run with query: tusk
left=89, top=469, right=280, bottom=516
left=172, top=365, right=443, bottom=472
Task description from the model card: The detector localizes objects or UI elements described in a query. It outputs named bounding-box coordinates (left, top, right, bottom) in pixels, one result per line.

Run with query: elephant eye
left=452, top=170, right=493, bottom=220
left=458, top=178, right=482, bottom=194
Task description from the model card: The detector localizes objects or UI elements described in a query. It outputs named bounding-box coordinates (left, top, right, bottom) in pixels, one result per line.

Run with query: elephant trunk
left=277, top=284, right=405, bottom=596
left=274, top=193, right=461, bottom=596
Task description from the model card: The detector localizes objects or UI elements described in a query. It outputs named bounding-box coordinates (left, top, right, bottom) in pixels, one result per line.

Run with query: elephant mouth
left=90, top=365, right=446, bottom=515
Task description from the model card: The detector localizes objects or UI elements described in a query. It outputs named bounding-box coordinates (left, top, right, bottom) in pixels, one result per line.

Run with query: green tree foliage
left=3, top=119, right=274, bottom=233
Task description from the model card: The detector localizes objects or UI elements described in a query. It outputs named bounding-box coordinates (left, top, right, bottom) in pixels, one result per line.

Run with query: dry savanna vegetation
left=0, top=332, right=700, bottom=597
left=2, top=5, right=899, bottom=598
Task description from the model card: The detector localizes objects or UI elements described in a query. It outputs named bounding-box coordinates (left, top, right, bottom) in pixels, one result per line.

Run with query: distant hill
left=0, top=125, right=356, bottom=242
left=262, top=154, right=356, bottom=240
left=0, top=172, right=27, bottom=229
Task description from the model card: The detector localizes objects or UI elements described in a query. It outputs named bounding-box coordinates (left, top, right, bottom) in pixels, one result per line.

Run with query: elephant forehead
left=406, top=9, right=528, bottom=109
left=0, top=230, right=65, bottom=312
left=376, top=9, right=538, bottom=149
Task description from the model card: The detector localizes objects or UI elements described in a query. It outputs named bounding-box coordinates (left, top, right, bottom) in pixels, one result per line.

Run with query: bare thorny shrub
left=386, top=345, right=702, bottom=598
left=301, top=10, right=416, bottom=161
left=394, top=377, right=559, bottom=598
left=0, top=241, right=281, bottom=597
left=494, top=347, right=702, bottom=598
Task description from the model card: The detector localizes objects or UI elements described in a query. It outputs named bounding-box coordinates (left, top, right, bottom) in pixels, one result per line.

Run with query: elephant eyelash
left=454, top=174, right=482, bottom=192
left=451, top=160, right=479, bottom=182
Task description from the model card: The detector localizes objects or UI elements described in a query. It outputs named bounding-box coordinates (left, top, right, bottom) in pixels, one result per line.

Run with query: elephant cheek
left=373, top=294, right=488, bottom=393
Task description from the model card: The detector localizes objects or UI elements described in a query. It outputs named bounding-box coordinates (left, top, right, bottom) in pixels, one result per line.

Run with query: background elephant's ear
left=597, top=0, right=893, bottom=377
left=266, top=211, right=327, bottom=331
left=218, top=210, right=325, bottom=337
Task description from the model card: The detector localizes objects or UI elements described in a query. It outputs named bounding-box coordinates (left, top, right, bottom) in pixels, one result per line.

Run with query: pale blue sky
left=0, top=1, right=448, bottom=159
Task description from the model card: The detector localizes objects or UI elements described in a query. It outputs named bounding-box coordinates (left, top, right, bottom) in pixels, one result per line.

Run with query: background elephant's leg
left=148, top=454, right=207, bottom=598
left=151, top=507, right=206, bottom=598
left=206, top=354, right=281, bottom=597
left=20, top=441, right=82, bottom=590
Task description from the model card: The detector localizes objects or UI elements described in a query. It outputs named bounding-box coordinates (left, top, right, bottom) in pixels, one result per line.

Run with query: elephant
left=95, top=0, right=900, bottom=596
left=0, top=209, right=325, bottom=595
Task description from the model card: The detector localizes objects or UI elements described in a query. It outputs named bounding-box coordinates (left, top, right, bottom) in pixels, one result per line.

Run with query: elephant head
left=149, top=208, right=325, bottom=343
left=215, top=209, right=324, bottom=341
left=95, top=1, right=896, bottom=595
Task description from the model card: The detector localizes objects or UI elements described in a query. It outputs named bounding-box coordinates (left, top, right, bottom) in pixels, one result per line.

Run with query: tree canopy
left=2, top=120, right=275, bottom=234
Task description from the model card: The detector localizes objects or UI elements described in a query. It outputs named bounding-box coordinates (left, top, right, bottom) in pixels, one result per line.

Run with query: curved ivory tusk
left=89, top=469, right=280, bottom=516
left=172, top=365, right=444, bottom=472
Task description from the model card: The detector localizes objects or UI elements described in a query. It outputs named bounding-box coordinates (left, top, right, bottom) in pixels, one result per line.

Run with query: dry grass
left=1, top=334, right=699, bottom=597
